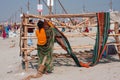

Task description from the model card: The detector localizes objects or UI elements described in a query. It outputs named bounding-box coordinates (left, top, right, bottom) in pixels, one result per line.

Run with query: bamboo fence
left=20, top=13, right=120, bottom=71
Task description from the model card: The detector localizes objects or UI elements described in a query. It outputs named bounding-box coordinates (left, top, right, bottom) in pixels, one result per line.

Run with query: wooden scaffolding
left=20, top=13, right=120, bottom=71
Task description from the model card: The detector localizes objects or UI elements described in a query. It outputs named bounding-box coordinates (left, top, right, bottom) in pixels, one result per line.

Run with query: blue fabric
left=5, top=26, right=9, bottom=35
left=102, top=50, right=107, bottom=58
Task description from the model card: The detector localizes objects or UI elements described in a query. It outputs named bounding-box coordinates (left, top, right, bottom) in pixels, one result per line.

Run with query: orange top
left=35, top=28, right=47, bottom=45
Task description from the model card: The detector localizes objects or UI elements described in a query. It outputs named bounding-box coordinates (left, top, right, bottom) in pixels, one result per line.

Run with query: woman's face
left=44, top=21, right=49, bottom=29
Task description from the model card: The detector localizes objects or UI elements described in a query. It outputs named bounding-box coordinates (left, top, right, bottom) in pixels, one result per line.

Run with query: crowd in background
left=0, top=22, right=20, bottom=39
left=0, top=18, right=91, bottom=40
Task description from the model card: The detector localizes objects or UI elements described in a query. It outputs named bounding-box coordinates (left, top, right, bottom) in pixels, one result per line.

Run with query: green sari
left=37, top=27, right=55, bottom=72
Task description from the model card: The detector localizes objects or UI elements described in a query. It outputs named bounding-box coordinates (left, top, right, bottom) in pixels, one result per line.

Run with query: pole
left=109, top=0, right=113, bottom=11
left=21, top=7, right=23, bottom=14
left=57, top=0, right=74, bottom=25
left=83, top=4, right=86, bottom=13
left=27, top=0, right=30, bottom=14
left=43, top=0, right=52, bottom=14
left=49, top=0, right=52, bottom=15
left=15, top=12, right=17, bottom=23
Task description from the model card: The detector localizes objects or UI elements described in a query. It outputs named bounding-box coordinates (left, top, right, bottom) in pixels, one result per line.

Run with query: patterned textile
left=92, top=12, right=110, bottom=65
left=47, top=21, right=81, bottom=67
left=37, top=27, right=55, bottom=72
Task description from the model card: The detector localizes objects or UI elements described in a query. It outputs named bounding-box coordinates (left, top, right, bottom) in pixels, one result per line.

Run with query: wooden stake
left=24, top=17, right=29, bottom=71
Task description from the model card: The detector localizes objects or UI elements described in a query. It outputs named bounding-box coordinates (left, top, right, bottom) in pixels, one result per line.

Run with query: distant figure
left=2, top=28, right=6, bottom=39
left=107, top=45, right=117, bottom=55
left=27, top=19, right=35, bottom=46
left=13, top=23, right=18, bottom=33
left=61, top=27, right=65, bottom=32
left=4, top=25, right=9, bottom=38
left=108, top=29, right=114, bottom=34
left=61, top=21, right=66, bottom=32
left=84, top=27, right=89, bottom=32
left=0, top=25, right=2, bottom=37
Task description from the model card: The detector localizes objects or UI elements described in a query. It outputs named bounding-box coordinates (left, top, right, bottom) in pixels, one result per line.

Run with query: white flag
left=37, top=4, right=43, bottom=12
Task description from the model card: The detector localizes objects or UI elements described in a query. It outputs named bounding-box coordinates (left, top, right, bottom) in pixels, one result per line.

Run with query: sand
left=0, top=36, right=120, bottom=80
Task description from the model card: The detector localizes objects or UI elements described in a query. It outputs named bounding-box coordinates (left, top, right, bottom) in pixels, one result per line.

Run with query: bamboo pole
left=23, top=22, right=97, bottom=29
left=21, top=45, right=93, bottom=50
left=21, top=33, right=120, bottom=40
left=21, top=42, right=120, bottom=51
left=23, top=13, right=96, bottom=19
left=19, top=19, right=23, bottom=56
left=44, top=13, right=96, bottom=18
left=57, top=0, right=74, bottom=25
left=27, top=48, right=35, bottom=54
left=24, top=17, right=29, bottom=71
left=22, top=23, right=37, bottom=27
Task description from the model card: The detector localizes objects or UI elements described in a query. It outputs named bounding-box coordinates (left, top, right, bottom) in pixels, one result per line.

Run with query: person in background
left=61, top=21, right=65, bottom=32
left=4, top=23, right=9, bottom=38
left=84, top=27, right=89, bottom=33
left=2, top=27, right=6, bottom=39
left=0, top=25, right=2, bottom=37
left=27, top=19, right=35, bottom=46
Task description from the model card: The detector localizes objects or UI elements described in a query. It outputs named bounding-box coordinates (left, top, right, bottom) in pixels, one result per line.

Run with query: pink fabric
left=2, top=30, right=6, bottom=39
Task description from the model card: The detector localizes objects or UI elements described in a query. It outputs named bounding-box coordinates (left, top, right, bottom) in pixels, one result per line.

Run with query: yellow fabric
left=47, top=21, right=54, bottom=28
left=35, top=28, right=47, bottom=45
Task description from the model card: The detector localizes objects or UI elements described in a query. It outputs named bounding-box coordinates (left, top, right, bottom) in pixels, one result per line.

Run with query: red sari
left=2, top=29, right=6, bottom=39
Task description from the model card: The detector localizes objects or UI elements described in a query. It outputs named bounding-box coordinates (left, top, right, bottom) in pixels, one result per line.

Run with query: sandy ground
left=0, top=35, right=120, bottom=80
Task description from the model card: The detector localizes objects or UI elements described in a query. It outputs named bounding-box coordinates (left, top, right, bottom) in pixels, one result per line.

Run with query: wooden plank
left=23, top=13, right=96, bottom=19
left=24, top=17, right=29, bottom=71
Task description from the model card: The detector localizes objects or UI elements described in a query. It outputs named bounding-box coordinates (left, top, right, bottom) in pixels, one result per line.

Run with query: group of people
left=0, top=22, right=20, bottom=39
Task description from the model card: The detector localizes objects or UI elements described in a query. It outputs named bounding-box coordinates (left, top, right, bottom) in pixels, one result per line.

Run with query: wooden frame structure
left=20, top=13, right=120, bottom=71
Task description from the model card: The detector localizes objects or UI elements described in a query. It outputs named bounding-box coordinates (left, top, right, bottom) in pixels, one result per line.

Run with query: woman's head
left=37, top=20, right=44, bottom=29
left=44, top=20, right=50, bottom=29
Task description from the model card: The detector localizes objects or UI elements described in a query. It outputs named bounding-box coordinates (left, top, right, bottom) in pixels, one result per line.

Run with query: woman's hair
left=37, top=20, right=44, bottom=32
left=29, top=19, right=33, bottom=24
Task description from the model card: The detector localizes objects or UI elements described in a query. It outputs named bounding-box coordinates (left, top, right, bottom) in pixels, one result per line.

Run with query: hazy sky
left=0, top=0, right=120, bottom=22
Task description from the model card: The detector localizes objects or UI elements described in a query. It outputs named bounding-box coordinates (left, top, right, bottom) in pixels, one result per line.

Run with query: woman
left=36, top=20, right=55, bottom=73
left=2, top=28, right=6, bottom=39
